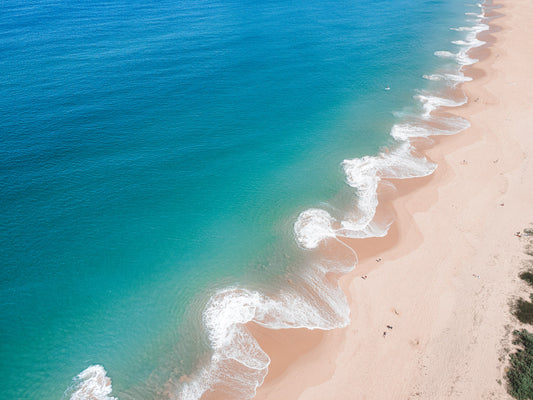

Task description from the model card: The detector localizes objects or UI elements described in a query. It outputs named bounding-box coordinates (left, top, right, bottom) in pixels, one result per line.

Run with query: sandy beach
left=252, top=0, right=533, bottom=399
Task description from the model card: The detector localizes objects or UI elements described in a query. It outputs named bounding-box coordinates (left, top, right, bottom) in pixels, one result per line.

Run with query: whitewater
left=64, top=3, right=491, bottom=400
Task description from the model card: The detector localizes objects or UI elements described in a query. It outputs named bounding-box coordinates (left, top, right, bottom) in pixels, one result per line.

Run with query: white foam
left=294, top=208, right=336, bottom=249
left=69, top=4, right=490, bottom=400
left=343, top=142, right=436, bottom=183
left=415, top=93, right=467, bottom=118
left=67, top=365, right=116, bottom=400
left=180, top=275, right=351, bottom=400
left=434, top=49, right=478, bottom=66
left=452, top=37, right=485, bottom=47
left=391, top=123, right=432, bottom=140
left=434, top=50, right=455, bottom=59
left=451, top=26, right=476, bottom=31
left=435, top=9, right=489, bottom=68
left=180, top=2, right=486, bottom=398
left=391, top=117, right=470, bottom=141
left=423, top=73, right=472, bottom=83
left=337, top=218, right=391, bottom=240
left=339, top=141, right=435, bottom=236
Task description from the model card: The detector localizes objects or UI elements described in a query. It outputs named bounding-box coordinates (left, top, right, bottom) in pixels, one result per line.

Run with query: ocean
left=0, top=0, right=487, bottom=398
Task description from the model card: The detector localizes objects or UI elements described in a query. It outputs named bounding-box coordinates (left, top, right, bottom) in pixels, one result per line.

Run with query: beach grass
left=513, top=295, right=533, bottom=325
left=520, top=271, right=533, bottom=288
left=513, top=230, right=533, bottom=325
left=507, top=329, right=533, bottom=399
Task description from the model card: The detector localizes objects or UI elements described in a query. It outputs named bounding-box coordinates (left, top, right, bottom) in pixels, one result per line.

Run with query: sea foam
left=65, top=365, right=116, bottom=400
left=415, top=93, right=467, bottom=118
left=292, top=141, right=437, bottom=250
left=423, top=73, right=473, bottom=83
left=391, top=117, right=470, bottom=141
left=294, top=208, right=337, bottom=249
left=179, top=260, right=352, bottom=400
left=68, top=2, right=490, bottom=400
left=181, top=5, right=492, bottom=396
left=435, top=11, right=489, bottom=68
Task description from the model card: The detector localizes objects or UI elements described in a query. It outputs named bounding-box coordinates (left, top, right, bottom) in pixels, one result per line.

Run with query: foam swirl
left=66, top=365, right=116, bottom=400
left=177, top=3, right=490, bottom=397
left=294, top=209, right=336, bottom=249
left=180, top=270, right=352, bottom=400
left=67, top=2, right=491, bottom=399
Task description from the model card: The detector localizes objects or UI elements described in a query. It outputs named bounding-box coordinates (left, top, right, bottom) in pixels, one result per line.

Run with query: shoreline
left=253, top=0, right=533, bottom=398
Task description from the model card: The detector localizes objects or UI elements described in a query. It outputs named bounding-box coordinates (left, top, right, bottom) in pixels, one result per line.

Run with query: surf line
left=65, top=2, right=491, bottom=399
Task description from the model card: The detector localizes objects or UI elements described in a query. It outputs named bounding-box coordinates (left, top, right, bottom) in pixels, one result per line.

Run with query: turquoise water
left=0, top=0, right=481, bottom=398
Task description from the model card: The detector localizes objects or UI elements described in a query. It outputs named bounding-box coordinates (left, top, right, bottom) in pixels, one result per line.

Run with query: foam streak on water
left=68, top=2, right=489, bottom=400
left=65, top=365, right=116, bottom=400
left=434, top=10, right=489, bottom=67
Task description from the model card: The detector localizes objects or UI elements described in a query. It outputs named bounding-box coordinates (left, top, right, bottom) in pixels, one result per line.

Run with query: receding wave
left=416, top=93, right=467, bottom=118
left=434, top=13, right=489, bottom=68
left=391, top=117, right=470, bottom=141
left=67, top=2, right=490, bottom=399
left=423, top=73, right=473, bottom=83
left=180, top=257, right=354, bottom=399
left=293, top=141, right=436, bottom=251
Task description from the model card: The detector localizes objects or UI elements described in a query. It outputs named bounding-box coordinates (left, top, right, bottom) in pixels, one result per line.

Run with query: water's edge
left=64, top=2, right=493, bottom=399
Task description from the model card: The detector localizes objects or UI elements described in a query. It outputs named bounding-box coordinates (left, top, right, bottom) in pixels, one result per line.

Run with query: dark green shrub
left=514, top=294, right=533, bottom=325
left=520, top=271, right=533, bottom=288
left=507, top=329, right=533, bottom=399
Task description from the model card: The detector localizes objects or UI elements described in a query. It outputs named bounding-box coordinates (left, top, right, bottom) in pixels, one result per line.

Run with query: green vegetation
left=513, top=268, right=533, bottom=325
left=524, top=226, right=533, bottom=257
left=520, top=271, right=533, bottom=288
left=507, top=329, right=533, bottom=399
left=506, top=227, right=533, bottom=399
left=514, top=294, right=533, bottom=325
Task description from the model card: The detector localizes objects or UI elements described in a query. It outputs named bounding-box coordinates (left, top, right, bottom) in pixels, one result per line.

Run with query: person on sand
left=383, top=331, right=387, bottom=338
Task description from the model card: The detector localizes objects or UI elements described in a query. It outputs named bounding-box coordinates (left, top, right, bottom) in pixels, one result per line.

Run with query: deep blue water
left=0, top=0, right=476, bottom=398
